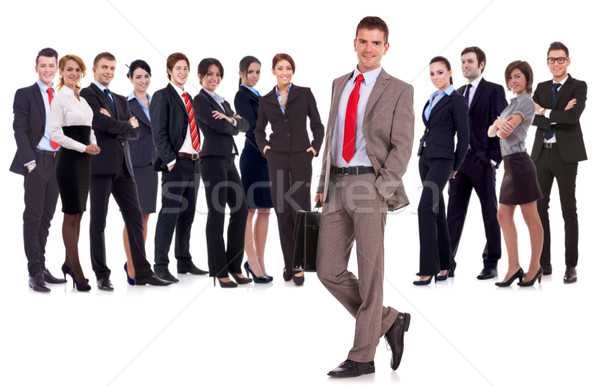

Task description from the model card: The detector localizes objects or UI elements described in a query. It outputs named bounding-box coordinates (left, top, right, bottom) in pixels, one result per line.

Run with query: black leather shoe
left=327, top=359, right=375, bottom=378
left=42, top=268, right=67, bottom=284
left=477, top=267, right=498, bottom=280
left=155, top=270, right=179, bottom=283
left=29, top=273, right=50, bottom=293
left=136, top=274, right=172, bottom=286
left=542, top=265, right=552, bottom=275
left=564, top=266, right=577, bottom=284
left=97, top=278, right=114, bottom=291
left=384, top=312, right=411, bottom=370
left=177, top=260, right=208, bottom=275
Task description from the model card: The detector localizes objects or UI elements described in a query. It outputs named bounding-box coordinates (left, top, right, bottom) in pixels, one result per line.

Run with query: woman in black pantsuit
left=254, top=53, right=324, bottom=285
left=415, top=56, right=469, bottom=286
left=192, top=58, right=251, bottom=288
left=49, top=55, right=101, bottom=291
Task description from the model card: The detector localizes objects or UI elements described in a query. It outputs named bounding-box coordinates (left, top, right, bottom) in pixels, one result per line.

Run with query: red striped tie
left=47, top=88, right=59, bottom=150
left=182, top=92, right=200, bottom=153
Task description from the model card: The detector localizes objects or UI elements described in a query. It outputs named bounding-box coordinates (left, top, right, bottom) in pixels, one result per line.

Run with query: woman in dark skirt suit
left=488, top=61, right=545, bottom=287
left=121, top=60, right=158, bottom=285
left=192, top=58, right=252, bottom=288
left=234, top=56, right=273, bottom=283
left=414, top=56, right=469, bottom=286
left=254, top=53, right=324, bottom=285
left=49, top=55, right=101, bottom=291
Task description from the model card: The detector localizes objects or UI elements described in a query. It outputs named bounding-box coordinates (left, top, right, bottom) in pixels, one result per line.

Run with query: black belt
left=331, top=166, right=375, bottom=175
left=177, top=152, right=200, bottom=160
left=543, top=143, right=555, bottom=149
left=35, top=149, right=59, bottom=158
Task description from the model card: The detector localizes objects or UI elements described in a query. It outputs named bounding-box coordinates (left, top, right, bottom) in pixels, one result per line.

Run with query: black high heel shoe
left=517, top=267, right=543, bottom=287
left=244, top=262, right=271, bottom=283
left=413, top=275, right=433, bottom=286
left=495, top=268, right=524, bottom=287
left=213, top=277, right=238, bottom=288
left=448, top=265, right=455, bottom=278
left=293, top=271, right=305, bottom=286
left=231, top=272, right=252, bottom=285
left=61, top=263, right=91, bottom=292
left=283, top=268, right=293, bottom=282
left=436, top=269, right=450, bottom=281
left=124, top=263, right=135, bottom=286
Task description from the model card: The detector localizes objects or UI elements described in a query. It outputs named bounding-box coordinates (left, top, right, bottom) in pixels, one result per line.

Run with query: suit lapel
left=328, top=72, right=353, bottom=131
left=31, top=83, right=46, bottom=126
left=469, top=78, right=486, bottom=112
left=427, top=92, right=452, bottom=120
left=167, top=83, right=188, bottom=115
left=554, top=75, right=573, bottom=108
left=89, top=83, right=116, bottom=115
left=201, top=89, right=226, bottom=114
left=129, top=98, right=151, bottom=127
left=363, top=70, right=390, bottom=121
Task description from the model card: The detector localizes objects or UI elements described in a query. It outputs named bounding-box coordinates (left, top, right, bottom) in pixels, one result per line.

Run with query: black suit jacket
left=418, top=90, right=470, bottom=171
left=456, top=78, right=506, bottom=166
left=10, top=83, right=47, bottom=175
left=80, top=83, right=138, bottom=176
left=192, top=89, right=249, bottom=157
left=128, top=97, right=155, bottom=167
left=234, top=85, right=260, bottom=146
left=530, top=74, right=587, bottom=163
left=150, top=83, right=198, bottom=171
left=255, top=84, right=324, bottom=155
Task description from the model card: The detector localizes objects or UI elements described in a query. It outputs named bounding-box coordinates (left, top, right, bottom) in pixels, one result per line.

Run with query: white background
left=1, top=1, right=598, bottom=385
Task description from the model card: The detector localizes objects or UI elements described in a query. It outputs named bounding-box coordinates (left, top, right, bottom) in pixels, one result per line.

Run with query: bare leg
left=244, top=209, right=264, bottom=277
left=520, top=202, right=543, bottom=281
left=63, top=213, right=86, bottom=283
left=497, top=204, right=521, bottom=282
left=123, top=214, right=149, bottom=279
left=254, top=209, right=270, bottom=275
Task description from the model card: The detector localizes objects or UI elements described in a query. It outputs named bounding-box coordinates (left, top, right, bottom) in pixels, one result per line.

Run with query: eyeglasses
left=547, top=57, right=569, bottom=64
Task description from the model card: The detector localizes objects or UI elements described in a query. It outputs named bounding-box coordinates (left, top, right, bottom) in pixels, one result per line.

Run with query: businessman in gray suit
left=315, top=16, right=414, bottom=377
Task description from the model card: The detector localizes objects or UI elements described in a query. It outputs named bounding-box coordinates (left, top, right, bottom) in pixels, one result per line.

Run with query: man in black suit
left=531, top=42, right=587, bottom=284
left=80, top=52, right=170, bottom=289
left=447, top=47, right=507, bottom=279
left=11, top=47, right=66, bottom=292
left=150, top=52, right=207, bottom=283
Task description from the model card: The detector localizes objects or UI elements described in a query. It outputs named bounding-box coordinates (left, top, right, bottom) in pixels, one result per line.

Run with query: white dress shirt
left=49, top=86, right=96, bottom=153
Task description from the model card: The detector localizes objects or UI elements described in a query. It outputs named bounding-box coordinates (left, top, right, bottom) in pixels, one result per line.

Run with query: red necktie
left=342, top=74, right=364, bottom=163
left=47, top=88, right=60, bottom=150
left=182, top=92, right=200, bottom=153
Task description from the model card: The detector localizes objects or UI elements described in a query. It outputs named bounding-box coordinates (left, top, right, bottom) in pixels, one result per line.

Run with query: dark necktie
left=464, top=84, right=472, bottom=108
left=47, top=88, right=59, bottom=149
left=104, top=88, right=117, bottom=112
left=342, top=73, right=364, bottom=163
left=544, top=83, right=561, bottom=140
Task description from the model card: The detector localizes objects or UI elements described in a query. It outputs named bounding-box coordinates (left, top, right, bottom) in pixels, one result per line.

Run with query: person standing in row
left=11, top=47, right=67, bottom=292
left=489, top=61, right=543, bottom=287
left=255, top=53, right=324, bottom=285
left=414, top=56, right=469, bottom=285
left=81, top=52, right=169, bottom=290
left=49, top=54, right=99, bottom=292
left=235, top=56, right=273, bottom=284
left=122, top=59, right=158, bottom=285
left=151, top=52, right=208, bottom=283
left=446, top=46, right=507, bottom=280
left=193, top=58, right=251, bottom=288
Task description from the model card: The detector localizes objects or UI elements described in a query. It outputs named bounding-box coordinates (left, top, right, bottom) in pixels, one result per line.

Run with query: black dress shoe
left=327, top=359, right=375, bottom=378
left=384, top=312, right=411, bottom=370
left=155, top=270, right=179, bottom=283
left=542, top=265, right=552, bottom=275
left=477, top=267, right=498, bottom=280
left=136, top=274, right=172, bottom=286
left=563, top=266, right=577, bottom=284
left=42, top=268, right=67, bottom=284
left=29, top=273, right=50, bottom=293
left=97, top=278, right=114, bottom=291
left=177, top=260, right=208, bottom=275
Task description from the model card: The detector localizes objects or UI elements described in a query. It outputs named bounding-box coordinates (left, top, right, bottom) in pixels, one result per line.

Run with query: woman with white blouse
left=49, top=54, right=101, bottom=292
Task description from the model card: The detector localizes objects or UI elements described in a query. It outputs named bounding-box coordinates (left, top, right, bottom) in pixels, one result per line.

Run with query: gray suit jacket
left=317, top=68, right=415, bottom=211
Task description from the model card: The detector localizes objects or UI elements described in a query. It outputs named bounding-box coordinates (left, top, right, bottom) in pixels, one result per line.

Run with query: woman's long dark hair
left=238, top=55, right=261, bottom=86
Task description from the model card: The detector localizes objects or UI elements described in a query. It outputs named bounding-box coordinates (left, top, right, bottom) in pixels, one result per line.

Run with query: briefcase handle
left=313, top=201, right=322, bottom=211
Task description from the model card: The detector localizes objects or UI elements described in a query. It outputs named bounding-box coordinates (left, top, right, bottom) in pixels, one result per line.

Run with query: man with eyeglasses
left=530, top=41, right=587, bottom=283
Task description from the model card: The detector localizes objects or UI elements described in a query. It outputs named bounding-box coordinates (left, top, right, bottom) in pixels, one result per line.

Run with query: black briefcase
left=292, top=203, right=322, bottom=272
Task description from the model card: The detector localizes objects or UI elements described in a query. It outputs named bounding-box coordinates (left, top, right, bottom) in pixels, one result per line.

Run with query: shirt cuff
left=544, top=109, right=552, bottom=119
left=24, top=160, right=36, bottom=167
left=167, top=159, right=176, bottom=167
left=490, top=160, right=497, bottom=167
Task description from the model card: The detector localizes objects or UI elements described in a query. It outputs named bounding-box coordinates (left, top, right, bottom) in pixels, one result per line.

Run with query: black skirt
left=499, top=152, right=542, bottom=205
left=239, top=139, right=273, bottom=209
left=132, top=165, right=158, bottom=214
left=55, top=126, right=91, bottom=214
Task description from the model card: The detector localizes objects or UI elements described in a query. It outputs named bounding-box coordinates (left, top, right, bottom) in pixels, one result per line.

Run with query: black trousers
left=447, top=153, right=501, bottom=269
left=154, top=156, right=200, bottom=271
left=89, top=162, right=154, bottom=281
left=23, top=151, right=59, bottom=276
left=266, top=151, right=313, bottom=274
left=200, top=156, right=248, bottom=278
left=535, top=146, right=579, bottom=268
left=418, top=154, right=454, bottom=275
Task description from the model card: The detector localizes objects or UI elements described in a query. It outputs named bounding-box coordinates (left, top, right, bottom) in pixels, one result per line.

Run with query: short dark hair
left=272, top=53, right=295, bottom=73
left=239, top=55, right=261, bottom=86
left=127, top=59, right=151, bottom=79
left=355, top=16, right=389, bottom=44
left=93, top=52, right=116, bottom=67
left=461, top=46, right=486, bottom=73
left=166, top=53, right=190, bottom=80
left=547, top=41, right=569, bottom=57
left=36, top=47, right=58, bottom=66
left=197, top=58, right=224, bottom=79
left=504, top=60, right=534, bottom=94
left=430, top=56, right=453, bottom=85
